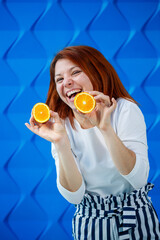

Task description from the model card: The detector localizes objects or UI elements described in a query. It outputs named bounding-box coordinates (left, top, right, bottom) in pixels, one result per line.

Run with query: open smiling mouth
left=67, top=89, right=82, bottom=100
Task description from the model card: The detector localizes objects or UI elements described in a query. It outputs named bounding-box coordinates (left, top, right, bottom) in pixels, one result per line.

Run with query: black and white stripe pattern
left=72, top=183, right=160, bottom=240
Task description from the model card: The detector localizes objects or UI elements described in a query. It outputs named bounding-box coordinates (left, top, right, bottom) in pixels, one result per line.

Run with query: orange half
left=74, top=92, right=96, bottom=113
left=32, top=103, right=50, bottom=123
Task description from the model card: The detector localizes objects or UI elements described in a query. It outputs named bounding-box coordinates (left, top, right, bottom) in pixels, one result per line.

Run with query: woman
left=25, top=46, right=160, bottom=239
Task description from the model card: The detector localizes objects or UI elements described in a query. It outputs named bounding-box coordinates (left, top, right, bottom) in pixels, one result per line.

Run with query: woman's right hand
left=25, top=110, right=67, bottom=143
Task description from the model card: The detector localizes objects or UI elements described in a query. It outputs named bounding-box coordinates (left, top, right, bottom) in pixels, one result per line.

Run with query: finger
left=25, top=122, right=40, bottom=135
left=87, top=91, right=110, bottom=105
left=25, top=122, right=37, bottom=131
left=29, top=115, right=36, bottom=127
left=94, top=94, right=111, bottom=106
left=110, top=98, right=117, bottom=111
left=25, top=122, right=30, bottom=129
left=29, top=115, right=42, bottom=127
left=30, top=108, right=37, bottom=126
left=87, top=90, right=102, bottom=96
left=50, top=110, right=61, bottom=123
left=87, top=90, right=109, bottom=100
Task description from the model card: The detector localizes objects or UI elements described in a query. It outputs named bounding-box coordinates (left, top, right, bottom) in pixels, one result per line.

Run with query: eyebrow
left=55, top=65, right=79, bottom=77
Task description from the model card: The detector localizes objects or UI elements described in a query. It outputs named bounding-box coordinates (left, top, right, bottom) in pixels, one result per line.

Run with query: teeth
left=67, top=89, right=81, bottom=97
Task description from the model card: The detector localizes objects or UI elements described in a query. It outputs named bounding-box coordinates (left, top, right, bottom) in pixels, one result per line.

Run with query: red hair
left=46, top=46, right=137, bottom=127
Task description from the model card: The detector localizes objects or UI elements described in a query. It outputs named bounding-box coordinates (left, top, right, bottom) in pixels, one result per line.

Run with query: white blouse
left=51, top=98, right=149, bottom=204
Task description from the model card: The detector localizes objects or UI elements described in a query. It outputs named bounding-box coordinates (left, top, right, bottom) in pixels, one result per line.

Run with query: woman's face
left=55, top=58, right=93, bottom=110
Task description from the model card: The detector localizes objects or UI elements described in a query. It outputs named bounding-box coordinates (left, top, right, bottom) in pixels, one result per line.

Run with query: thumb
left=110, top=98, right=117, bottom=111
left=50, top=110, right=61, bottom=123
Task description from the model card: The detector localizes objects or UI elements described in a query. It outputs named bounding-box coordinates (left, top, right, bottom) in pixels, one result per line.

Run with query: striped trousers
left=72, top=183, right=160, bottom=240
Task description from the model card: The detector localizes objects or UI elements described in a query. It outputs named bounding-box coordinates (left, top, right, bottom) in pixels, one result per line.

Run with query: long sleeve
left=116, top=99, right=149, bottom=189
left=51, top=143, right=85, bottom=204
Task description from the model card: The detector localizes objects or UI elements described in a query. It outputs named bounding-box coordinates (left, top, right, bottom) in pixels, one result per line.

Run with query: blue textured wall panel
left=0, top=0, right=160, bottom=239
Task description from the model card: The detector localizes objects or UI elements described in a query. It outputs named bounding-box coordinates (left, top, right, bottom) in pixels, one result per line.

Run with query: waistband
left=75, top=183, right=154, bottom=237
left=77, top=183, right=154, bottom=214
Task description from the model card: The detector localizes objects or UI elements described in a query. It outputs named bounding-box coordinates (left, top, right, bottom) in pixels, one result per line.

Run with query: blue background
left=0, top=0, right=160, bottom=239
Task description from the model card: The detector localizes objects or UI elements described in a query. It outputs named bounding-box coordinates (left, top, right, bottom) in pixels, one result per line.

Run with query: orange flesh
left=32, top=103, right=50, bottom=123
left=74, top=92, right=96, bottom=113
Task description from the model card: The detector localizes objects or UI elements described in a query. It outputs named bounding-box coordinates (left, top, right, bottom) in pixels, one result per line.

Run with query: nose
left=63, top=76, right=73, bottom=87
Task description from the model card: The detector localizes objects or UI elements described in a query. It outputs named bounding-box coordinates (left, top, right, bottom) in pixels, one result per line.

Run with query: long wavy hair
left=46, top=45, right=137, bottom=128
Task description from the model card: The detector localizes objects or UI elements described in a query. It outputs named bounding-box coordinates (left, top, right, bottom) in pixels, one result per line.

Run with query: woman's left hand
left=79, top=91, right=117, bottom=131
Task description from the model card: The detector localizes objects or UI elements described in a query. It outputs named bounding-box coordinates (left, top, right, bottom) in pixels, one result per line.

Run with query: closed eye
left=72, top=70, right=81, bottom=75
left=56, top=77, right=63, bottom=83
